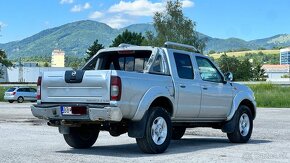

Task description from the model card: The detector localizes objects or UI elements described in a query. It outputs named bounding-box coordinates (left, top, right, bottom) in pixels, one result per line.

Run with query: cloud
left=0, top=21, right=7, bottom=28
left=60, top=0, right=74, bottom=4
left=108, top=0, right=194, bottom=16
left=71, top=2, right=91, bottom=12
left=89, top=11, right=104, bottom=19
left=102, top=15, right=130, bottom=29
left=181, top=0, right=194, bottom=8
left=108, top=0, right=164, bottom=16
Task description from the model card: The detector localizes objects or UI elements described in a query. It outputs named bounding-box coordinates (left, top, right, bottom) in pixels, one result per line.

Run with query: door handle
left=202, top=86, right=208, bottom=90
left=180, top=84, right=186, bottom=88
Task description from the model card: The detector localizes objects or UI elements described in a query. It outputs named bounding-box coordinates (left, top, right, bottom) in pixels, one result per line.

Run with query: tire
left=227, top=105, right=253, bottom=143
left=8, top=100, right=14, bottom=103
left=136, top=107, right=172, bottom=154
left=17, top=97, right=24, bottom=103
left=172, top=127, right=186, bottom=140
left=63, top=125, right=100, bottom=149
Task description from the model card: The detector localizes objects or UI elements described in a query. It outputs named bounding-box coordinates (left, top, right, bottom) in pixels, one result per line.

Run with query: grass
left=248, top=83, right=290, bottom=108
left=210, top=50, right=279, bottom=59
left=0, top=86, right=10, bottom=102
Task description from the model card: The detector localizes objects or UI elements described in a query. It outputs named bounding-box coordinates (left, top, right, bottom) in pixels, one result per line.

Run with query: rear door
left=195, top=56, right=233, bottom=118
left=172, top=52, right=201, bottom=118
left=41, top=70, right=111, bottom=103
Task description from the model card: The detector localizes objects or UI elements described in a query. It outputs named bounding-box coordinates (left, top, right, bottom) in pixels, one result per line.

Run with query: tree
left=111, top=29, right=144, bottom=47
left=0, top=49, right=13, bottom=78
left=144, top=0, right=205, bottom=53
left=43, top=62, right=49, bottom=67
left=85, top=39, right=104, bottom=62
left=208, top=50, right=216, bottom=55
left=218, top=53, right=240, bottom=75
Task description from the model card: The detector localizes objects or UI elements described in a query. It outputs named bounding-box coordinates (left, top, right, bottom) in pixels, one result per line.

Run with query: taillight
left=12, top=92, right=16, bottom=95
left=37, top=76, right=42, bottom=100
left=110, top=76, right=122, bottom=101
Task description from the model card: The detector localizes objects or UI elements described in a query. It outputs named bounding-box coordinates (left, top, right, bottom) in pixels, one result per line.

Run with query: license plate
left=61, top=106, right=72, bottom=115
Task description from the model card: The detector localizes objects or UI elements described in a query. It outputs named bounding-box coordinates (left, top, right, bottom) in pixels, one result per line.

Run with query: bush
left=248, top=84, right=290, bottom=108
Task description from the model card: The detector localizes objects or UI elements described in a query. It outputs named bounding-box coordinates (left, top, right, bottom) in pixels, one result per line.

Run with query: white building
left=280, top=47, right=290, bottom=65
left=262, top=64, right=290, bottom=81
left=0, top=67, right=72, bottom=82
left=51, top=49, right=65, bottom=67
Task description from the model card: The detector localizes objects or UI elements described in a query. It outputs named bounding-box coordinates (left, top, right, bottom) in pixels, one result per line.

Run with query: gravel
left=0, top=102, right=289, bottom=162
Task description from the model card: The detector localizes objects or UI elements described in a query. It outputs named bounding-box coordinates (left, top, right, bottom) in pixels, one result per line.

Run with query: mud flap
left=222, top=111, right=238, bottom=133
left=128, top=111, right=148, bottom=138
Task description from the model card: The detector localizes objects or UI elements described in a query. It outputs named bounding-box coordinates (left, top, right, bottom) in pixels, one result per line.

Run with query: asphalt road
left=0, top=102, right=289, bottom=162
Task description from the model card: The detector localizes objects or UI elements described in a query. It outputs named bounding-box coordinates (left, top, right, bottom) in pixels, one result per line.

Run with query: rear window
left=83, top=50, right=151, bottom=72
left=6, top=88, right=16, bottom=92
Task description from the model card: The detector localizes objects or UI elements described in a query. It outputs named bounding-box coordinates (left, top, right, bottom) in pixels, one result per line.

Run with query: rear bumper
left=4, top=95, right=17, bottom=100
left=31, top=104, right=123, bottom=122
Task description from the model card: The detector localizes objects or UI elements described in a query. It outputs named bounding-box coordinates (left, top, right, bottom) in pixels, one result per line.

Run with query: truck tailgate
left=41, top=70, right=111, bottom=103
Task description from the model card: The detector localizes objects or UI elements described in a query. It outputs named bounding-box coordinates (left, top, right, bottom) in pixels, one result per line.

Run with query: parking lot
left=0, top=102, right=289, bottom=162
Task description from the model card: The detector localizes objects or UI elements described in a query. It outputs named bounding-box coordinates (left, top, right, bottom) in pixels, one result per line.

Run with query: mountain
left=0, top=20, right=289, bottom=59
left=249, top=34, right=290, bottom=48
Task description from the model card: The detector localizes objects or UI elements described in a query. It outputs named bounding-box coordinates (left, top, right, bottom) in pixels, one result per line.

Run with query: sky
left=0, top=0, right=290, bottom=43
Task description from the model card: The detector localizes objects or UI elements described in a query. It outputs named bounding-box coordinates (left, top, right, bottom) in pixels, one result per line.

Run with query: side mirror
left=224, top=72, right=233, bottom=81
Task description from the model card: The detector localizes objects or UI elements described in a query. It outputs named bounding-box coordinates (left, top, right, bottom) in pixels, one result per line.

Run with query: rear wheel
left=63, top=125, right=100, bottom=149
left=172, top=127, right=186, bottom=140
left=136, top=107, right=172, bottom=154
left=17, top=97, right=24, bottom=103
left=227, top=105, right=253, bottom=143
left=8, top=100, right=14, bottom=103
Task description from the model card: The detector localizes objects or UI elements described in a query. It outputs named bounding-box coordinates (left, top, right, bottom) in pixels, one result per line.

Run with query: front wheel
left=227, top=105, right=253, bottom=143
left=63, top=125, right=100, bottom=149
left=136, top=107, right=172, bottom=154
left=8, top=100, right=14, bottom=103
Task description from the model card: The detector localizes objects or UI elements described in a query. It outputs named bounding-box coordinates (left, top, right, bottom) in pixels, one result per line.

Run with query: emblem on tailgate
left=71, top=71, right=76, bottom=76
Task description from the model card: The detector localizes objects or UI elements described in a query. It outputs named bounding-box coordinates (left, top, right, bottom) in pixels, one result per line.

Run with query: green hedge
left=1, top=84, right=289, bottom=108
left=248, top=84, right=290, bottom=108
left=0, top=86, right=9, bottom=101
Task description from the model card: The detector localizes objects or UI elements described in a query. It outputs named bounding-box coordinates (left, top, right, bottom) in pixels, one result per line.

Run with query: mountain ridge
left=0, top=20, right=289, bottom=59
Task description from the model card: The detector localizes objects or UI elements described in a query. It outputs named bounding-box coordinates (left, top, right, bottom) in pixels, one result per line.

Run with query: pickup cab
left=31, top=42, right=256, bottom=154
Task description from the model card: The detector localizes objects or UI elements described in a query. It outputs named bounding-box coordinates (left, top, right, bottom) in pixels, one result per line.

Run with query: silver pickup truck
left=31, top=42, right=256, bottom=154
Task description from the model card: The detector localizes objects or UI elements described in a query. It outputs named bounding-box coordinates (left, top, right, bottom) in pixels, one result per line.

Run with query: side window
left=30, top=88, right=36, bottom=92
left=148, top=48, right=169, bottom=75
left=17, top=88, right=24, bottom=92
left=196, top=57, right=223, bottom=83
left=173, top=53, right=194, bottom=79
left=151, top=55, right=162, bottom=73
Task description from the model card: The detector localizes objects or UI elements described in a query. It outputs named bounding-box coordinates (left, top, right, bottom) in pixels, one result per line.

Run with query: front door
left=195, top=56, right=233, bottom=118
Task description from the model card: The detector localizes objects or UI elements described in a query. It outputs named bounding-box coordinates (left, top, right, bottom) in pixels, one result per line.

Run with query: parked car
left=31, top=42, right=256, bottom=154
left=4, top=87, right=37, bottom=103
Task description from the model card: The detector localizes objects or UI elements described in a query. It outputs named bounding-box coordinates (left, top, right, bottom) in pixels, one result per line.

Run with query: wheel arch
left=131, top=86, right=174, bottom=121
left=149, top=96, right=173, bottom=117
left=227, top=91, right=257, bottom=121
left=239, top=99, right=256, bottom=119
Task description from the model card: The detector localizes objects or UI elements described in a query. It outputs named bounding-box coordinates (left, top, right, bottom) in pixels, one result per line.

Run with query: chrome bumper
left=31, top=104, right=123, bottom=122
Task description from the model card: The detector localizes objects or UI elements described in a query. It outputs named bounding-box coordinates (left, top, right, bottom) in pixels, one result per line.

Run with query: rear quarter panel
left=112, top=70, right=174, bottom=120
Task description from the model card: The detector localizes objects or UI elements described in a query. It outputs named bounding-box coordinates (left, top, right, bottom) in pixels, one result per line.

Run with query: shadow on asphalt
left=56, top=137, right=271, bottom=157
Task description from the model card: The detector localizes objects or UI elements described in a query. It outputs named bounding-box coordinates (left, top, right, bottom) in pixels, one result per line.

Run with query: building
left=51, top=49, right=65, bottom=67
left=280, top=47, right=290, bottom=64
left=0, top=67, right=72, bottom=82
left=262, top=64, right=290, bottom=81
